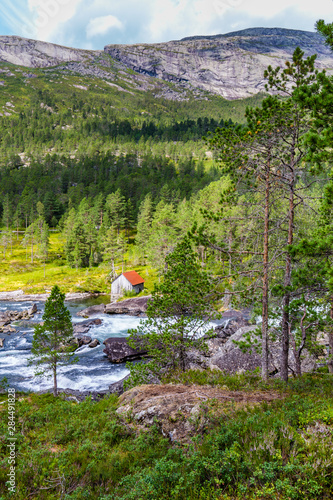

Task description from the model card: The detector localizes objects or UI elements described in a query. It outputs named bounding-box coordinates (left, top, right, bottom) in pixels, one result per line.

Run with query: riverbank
left=0, top=289, right=104, bottom=302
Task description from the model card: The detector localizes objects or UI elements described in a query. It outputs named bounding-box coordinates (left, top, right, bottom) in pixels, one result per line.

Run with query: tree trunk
left=280, top=182, right=295, bottom=382
left=31, top=236, right=34, bottom=264
left=262, top=162, right=270, bottom=381
left=53, top=366, right=58, bottom=397
left=329, top=303, right=333, bottom=374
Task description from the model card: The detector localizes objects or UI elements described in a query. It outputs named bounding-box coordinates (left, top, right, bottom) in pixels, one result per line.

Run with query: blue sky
left=0, top=0, right=332, bottom=49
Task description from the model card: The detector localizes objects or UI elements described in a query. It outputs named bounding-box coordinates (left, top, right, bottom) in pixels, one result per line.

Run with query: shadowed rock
left=73, top=318, right=102, bottom=334
left=88, top=339, right=100, bottom=348
left=109, top=374, right=130, bottom=395
left=103, top=337, right=148, bottom=363
left=105, top=296, right=151, bottom=316
left=77, top=304, right=106, bottom=317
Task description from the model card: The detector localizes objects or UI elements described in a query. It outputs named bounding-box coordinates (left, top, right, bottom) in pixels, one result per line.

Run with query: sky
left=0, top=0, right=332, bottom=49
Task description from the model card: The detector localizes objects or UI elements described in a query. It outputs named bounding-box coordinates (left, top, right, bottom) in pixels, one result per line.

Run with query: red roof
left=122, top=271, right=145, bottom=286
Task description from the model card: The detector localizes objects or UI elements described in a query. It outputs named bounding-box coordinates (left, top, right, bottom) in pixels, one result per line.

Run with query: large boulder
left=116, top=384, right=281, bottom=443
left=77, top=304, right=106, bottom=318
left=209, top=325, right=319, bottom=376
left=103, top=337, right=148, bottom=363
left=88, top=338, right=100, bottom=348
left=209, top=326, right=262, bottom=373
left=105, top=296, right=151, bottom=316
left=28, top=303, right=38, bottom=316
left=73, top=318, right=102, bottom=335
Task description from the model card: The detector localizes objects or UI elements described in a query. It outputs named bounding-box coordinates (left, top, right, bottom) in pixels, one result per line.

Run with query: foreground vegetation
left=0, top=372, right=332, bottom=499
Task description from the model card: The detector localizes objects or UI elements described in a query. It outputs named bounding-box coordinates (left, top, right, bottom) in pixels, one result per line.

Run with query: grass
left=0, top=232, right=159, bottom=295
left=0, top=372, right=332, bottom=499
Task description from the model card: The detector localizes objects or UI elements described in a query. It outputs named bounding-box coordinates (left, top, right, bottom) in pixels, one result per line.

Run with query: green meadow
left=0, top=232, right=156, bottom=296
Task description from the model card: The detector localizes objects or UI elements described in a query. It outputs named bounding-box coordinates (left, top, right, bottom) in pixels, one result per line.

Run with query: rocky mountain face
left=105, top=28, right=333, bottom=100
left=1, top=28, right=333, bottom=100
left=0, top=36, right=99, bottom=67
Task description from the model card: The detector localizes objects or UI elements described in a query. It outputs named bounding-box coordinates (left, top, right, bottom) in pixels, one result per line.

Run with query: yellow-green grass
left=0, top=232, right=158, bottom=295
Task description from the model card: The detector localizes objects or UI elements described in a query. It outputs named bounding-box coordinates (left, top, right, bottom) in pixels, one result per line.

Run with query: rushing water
left=0, top=298, right=142, bottom=393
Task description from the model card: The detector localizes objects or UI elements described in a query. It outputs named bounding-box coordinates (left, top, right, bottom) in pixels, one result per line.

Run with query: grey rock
left=103, top=337, right=148, bottom=363
left=77, top=304, right=106, bottom=317
left=76, top=336, right=92, bottom=347
left=105, top=296, right=151, bottom=316
left=28, top=303, right=38, bottom=316
left=0, top=36, right=100, bottom=68
left=0, top=28, right=332, bottom=102
left=2, top=325, right=16, bottom=334
left=209, top=325, right=318, bottom=376
left=73, top=318, right=102, bottom=335
left=88, top=338, right=100, bottom=348
left=105, top=28, right=333, bottom=100
left=0, top=338, right=4, bottom=348
left=109, top=374, right=130, bottom=395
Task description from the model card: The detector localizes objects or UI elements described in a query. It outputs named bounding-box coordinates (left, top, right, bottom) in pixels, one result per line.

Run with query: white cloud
left=25, top=0, right=82, bottom=42
left=86, top=14, right=123, bottom=39
left=0, top=0, right=332, bottom=49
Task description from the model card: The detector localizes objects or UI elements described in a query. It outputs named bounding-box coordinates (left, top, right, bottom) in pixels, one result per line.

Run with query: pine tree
left=206, top=48, right=320, bottom=382
left=29, top=285, right=76, bottom=397
left=105, top=189, right=126, bottom=234
left=126, top=237, right=217, bottom=386
left=135, top=194, right=153, bottom=261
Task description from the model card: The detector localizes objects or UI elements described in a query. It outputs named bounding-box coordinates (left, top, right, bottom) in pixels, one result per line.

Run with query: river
left=0, top=297, right=142, bottom=393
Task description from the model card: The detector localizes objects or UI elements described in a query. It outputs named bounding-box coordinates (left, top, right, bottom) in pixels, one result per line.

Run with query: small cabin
left=111, top=271, right=145, bottom=297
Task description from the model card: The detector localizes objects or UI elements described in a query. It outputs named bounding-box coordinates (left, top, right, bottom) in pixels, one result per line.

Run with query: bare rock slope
left=1, top=28, right=333, bottom=100
left=0, top=36, right=98, bottom=67
left=105, top=28, right=333, bottom=100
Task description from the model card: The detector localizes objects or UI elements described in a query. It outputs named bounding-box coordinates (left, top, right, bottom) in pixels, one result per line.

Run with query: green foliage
left=126, top=238, right=217, bottom=386
left=29, top=285, right=76, bottom=396
left=1, top=374, right=332, bottom=499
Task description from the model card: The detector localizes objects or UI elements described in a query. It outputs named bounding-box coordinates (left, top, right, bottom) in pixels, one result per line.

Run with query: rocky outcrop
left=105, top=28, right=333, bottom=100
left=105, top=296, right=151, bottom=316
left=1, top=28, right=333, bottom=102
left=77, top=304, right=106, bottom=317
left=0, top=36, right=99, bottom=68
left=73, top=318, right=102, bottom=335
left=103, top=337, right=148, bottom=363
left=116, top=384, right=281, bottom=442
left=0, top=304, right=38, bottom=333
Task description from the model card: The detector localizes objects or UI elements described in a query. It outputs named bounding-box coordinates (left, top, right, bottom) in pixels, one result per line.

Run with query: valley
left=0, top=22, right=333, bottom=500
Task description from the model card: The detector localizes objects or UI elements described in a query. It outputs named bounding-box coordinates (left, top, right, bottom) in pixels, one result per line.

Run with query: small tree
left=30, top=285, right=76, bottom=396
left=126, top=237, right=217, bottom=387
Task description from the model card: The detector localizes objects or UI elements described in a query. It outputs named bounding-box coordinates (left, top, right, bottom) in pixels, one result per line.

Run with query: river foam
left=0, top=298, right=141, bottom=393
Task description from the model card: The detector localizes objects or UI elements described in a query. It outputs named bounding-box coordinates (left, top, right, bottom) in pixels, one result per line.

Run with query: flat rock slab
left=73, top=318, right=102, bottom=335
left=103, top=337, right=147, bottom=363
left=77, top=304, right=106, bottom=317
left=116, top=384, right=282, bottom=443
left=105, top=296, right=151, bottom=316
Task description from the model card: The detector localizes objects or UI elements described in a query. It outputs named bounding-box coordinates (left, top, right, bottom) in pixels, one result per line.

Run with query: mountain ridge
left=0, top=28, right=332, bottom=101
